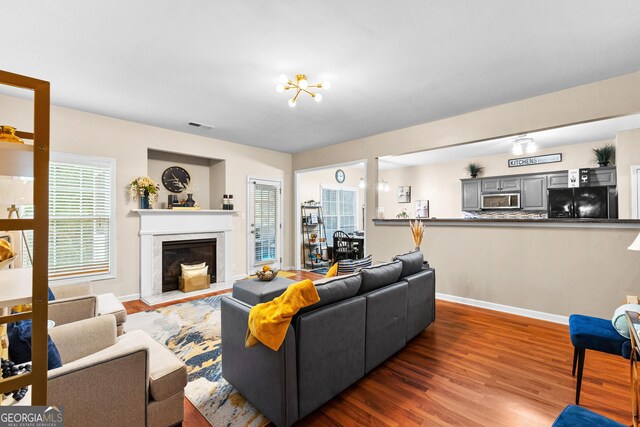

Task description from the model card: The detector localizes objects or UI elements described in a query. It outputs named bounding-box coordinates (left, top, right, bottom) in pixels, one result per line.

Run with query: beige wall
left=379, top=139, right=612, bottom=219
left=293, top=72, right=640, bottom=318
left=147, top=150, right=217, bottom=210
left=616, top=129, right=640, bottom=219
left=0, top=93, right=293, bottom=298
left=297, top=164, right=366, bottom=229
left=297, top=165, right=366, bottom=265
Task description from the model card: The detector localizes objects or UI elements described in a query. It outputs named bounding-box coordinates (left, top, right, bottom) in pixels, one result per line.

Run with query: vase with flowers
left=130, top=176, right=160, bottom=209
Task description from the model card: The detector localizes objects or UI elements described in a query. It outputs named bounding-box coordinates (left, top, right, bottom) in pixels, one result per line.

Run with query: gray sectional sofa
left=221, top=250, right=436, bottom=427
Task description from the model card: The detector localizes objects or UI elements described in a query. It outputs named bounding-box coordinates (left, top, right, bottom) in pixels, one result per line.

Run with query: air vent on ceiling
left=188, top=121, right=215, bottom=130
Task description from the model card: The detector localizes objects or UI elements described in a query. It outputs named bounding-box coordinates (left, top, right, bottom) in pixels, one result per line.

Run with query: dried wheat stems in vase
left=410, top=220, right=424, bottom=249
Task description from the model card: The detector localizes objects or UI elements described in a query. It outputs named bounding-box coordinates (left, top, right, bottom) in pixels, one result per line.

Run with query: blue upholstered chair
left=552, top=405, right=624, bottom=427
left=568, top=314, right=631, bottom=405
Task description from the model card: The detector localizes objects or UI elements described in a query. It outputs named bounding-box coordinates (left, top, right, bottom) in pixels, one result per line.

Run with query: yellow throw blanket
left=245, top=279, right=320, bottom=351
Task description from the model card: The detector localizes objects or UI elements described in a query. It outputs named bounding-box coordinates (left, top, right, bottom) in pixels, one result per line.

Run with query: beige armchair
left=48, top=314, right=187, bottom=427
left=49, top=283, right=127, bottom=335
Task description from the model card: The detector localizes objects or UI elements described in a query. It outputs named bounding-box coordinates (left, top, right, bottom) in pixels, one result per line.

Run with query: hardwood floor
left=124, top=274, right=631, bottom=426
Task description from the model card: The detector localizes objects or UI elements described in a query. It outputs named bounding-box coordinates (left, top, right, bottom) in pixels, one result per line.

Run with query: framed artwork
left=397, top=186, right=411, bottom=203
left=415, top=200, right=429, bottom=218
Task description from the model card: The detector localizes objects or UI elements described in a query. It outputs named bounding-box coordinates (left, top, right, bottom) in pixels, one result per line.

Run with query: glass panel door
left=248, top=178, right=282, bottom=271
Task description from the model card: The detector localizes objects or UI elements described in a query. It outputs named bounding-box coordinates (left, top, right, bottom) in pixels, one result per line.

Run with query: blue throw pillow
left=48, top=288, right=55, bottom=301
left=7, top=320, right=62, bottom=369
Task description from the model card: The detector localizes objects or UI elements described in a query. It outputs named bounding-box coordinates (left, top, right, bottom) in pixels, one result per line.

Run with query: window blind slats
left=249, top=180, right=280, bottom=266
left=22, top=157, right=113, bottom=280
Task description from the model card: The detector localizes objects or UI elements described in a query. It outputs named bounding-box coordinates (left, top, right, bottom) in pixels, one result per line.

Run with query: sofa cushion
left=337, top=255, right=372, bottom=275
left=97, top=293, right=127, bottom=325
left=393, top=250, right=424, bottom=278
left=299, top=274, right=362, bottom=314
left=115, top=330, right=187, bottom=401
left=358, top=261, right=403, bottom=294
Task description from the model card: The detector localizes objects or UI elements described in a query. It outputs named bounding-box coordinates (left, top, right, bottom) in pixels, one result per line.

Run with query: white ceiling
left=379, top=113, right=640, bottom=169
left=2, top=1, right=640, bottom=153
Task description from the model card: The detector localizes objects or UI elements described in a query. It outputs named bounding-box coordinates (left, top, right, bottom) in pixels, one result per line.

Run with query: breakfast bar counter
left=373, top=218, right=640, bottom=229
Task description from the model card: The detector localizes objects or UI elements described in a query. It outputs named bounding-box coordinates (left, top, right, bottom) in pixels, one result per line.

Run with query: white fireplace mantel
left=134, top=209, right=237, bottom=303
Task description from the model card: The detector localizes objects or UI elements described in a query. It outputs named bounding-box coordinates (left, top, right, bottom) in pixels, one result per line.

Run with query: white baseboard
left=233, top=273, right=249, bottom=281
left=118, top=293, right=141, bottom=302
left=436, top=292, right=569, bottom=325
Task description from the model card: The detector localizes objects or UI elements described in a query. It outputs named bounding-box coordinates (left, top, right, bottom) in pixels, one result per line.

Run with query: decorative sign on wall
left=579, top=168, right=591, bottom=186
left=508, top=153, right=562, bottom=168
left=568, top=169, right=579, bottom=188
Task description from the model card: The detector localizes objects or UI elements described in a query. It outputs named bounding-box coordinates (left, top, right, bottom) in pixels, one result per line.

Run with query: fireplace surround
left=135, top=209, right=235, bottom=304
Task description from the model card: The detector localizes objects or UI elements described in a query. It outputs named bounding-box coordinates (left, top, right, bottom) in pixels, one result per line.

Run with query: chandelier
left=512, top=135, right=536, bottom=155
left=276, top=74, right=331, bottom=107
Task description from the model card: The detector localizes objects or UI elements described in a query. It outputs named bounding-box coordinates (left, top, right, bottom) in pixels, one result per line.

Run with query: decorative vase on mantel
left=186, top=193, right=196, bottom=208
left=140, top=190, right=150, bottom=209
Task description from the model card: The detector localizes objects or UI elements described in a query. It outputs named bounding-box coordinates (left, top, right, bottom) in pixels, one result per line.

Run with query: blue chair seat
left=568, top=314, right=630, bottom=405
left=569, top=314, right=629, bottom=356
left=552, top=405, right=625, bottom=427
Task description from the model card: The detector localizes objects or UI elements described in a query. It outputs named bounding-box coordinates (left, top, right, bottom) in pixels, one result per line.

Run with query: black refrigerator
left=548, top=187, right=610, bottom=218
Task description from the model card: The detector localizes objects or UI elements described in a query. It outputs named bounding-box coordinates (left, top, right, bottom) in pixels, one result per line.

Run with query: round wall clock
left=335, top=169, right=346, bottom=184
left=162, top=166, right=191, bottom=193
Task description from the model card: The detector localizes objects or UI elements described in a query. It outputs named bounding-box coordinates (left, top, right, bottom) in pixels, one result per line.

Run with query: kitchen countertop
left=372, top=218, right=640, bottom=229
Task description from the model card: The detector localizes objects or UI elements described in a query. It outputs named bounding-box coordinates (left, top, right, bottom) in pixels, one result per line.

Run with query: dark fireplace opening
left=162, top=238, right=216, bottom=292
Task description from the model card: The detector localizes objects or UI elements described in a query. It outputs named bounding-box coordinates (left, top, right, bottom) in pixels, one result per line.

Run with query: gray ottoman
left=232, top=276, right=296, bottom=306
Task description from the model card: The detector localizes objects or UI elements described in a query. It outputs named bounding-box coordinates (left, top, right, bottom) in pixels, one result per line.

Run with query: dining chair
left=333, top=230, right=357, bottom=262
left=553, top=310, right=640, bottom=426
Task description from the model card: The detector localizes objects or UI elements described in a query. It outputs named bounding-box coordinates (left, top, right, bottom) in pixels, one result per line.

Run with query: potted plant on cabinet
left=592, top=144, right=616, bottom=167
left=465, top=162, right=485, bottom=178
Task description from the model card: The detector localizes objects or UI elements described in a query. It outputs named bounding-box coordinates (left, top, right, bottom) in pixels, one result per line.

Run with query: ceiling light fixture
left=276, top=74, right=331, bottom=107
left=377, top=179, right=390, bottom=192
left=512, top=135, right=536, bottom=156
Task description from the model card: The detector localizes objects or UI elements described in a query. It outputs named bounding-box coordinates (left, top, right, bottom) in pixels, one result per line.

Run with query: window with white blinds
left=23, top=153, right=115, bottom=281
left=321, top=186, right=358, bottom=240
left=253, top=183, right=279, bottom=263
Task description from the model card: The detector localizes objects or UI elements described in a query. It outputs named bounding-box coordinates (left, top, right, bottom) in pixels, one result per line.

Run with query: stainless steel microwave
left=481, top=193, right=520, bottom=209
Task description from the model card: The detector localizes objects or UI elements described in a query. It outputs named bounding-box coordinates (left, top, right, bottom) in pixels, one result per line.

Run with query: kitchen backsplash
left=463, top=211, right=548, bottom=219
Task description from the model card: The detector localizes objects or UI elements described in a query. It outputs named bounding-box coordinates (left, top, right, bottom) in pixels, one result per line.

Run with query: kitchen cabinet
left=590, top=167, right=616, bottom=186
left=547, top=173, right=568, bottom=189
left=521, top=175, right=548, bottom=211
left=481, top=177, right=521, bottom=192
left=461, top=180, right=481, bottom=211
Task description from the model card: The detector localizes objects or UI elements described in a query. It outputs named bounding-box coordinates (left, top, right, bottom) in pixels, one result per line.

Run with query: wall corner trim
left=436, top=292, right=569, bottom=325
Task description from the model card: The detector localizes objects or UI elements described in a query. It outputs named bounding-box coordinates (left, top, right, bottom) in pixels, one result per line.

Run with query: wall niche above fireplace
left=147, top=149, right=226, bottom=210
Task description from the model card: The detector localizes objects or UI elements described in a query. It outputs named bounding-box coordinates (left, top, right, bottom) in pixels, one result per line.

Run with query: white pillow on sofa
left=611, top=304, right=640, bottom=338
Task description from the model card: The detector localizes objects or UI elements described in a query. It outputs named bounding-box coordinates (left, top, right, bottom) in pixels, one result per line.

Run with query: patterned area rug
left=126, top=295, right=269, bottom=427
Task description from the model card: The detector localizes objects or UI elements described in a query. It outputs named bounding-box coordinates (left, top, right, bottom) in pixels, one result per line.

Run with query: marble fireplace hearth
left=135, top=209, right=236, bottom=305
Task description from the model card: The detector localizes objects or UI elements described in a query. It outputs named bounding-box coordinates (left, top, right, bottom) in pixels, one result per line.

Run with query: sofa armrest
left=49, top=314, right=118, bottom=364
left=221, top=296, right=298, bottom=427
left=50, top=282, right=92, bottom=299
left=48, top=344, right=148, bottom=427
left=48, top=295, right=98, bottom=327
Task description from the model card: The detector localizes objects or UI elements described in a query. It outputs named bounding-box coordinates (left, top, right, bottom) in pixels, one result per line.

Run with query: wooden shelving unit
left=0, top=70, right=50, bottom=405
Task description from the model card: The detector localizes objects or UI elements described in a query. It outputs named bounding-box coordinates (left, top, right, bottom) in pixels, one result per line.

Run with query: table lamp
left=0, top=177, right=34, bottom=263
left=629, top=232, right=640, bottom=252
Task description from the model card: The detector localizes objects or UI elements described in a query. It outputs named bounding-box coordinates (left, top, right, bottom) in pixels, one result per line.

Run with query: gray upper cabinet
left=481, top=178, right=500, bottom=192
left=590, top=167, right=616, bottom=186
left=548, top=167, right=616, bottom=188
left=461, top=180, right=481, bottom=211
left=521, top=175, right=548, bottom=211
left=548, top=173, right=568, bottom=189
left=481, top=177, right=521, bottom=192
